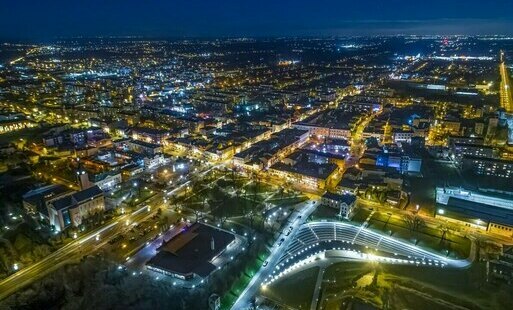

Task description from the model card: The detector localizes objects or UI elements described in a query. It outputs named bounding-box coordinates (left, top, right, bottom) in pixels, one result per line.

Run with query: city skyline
left=1, top=2, right=513, bottom=310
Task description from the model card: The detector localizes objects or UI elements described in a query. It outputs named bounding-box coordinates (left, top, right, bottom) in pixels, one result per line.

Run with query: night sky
left=1, top=0, right=513, bottom=40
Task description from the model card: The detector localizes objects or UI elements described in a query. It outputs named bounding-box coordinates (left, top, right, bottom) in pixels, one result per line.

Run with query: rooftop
left=441, top=197, right=513, bottom=227
left=51, top=185, right=103, bottom=211
left=296, top=109, right=360, bottom=130
left=146, top=223, right=235, bottom=278
left=271, top=161, right=338, bottom=180
left=322, top=192, right=357, bottom=205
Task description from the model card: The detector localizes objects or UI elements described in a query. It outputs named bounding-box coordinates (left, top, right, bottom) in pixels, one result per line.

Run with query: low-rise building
left=293, top=109, right=358, bottom=140
left=321, top=192, right=356, bottom=218
left=375, top=148, right=422, bottom=174
left=78, top=170, right=122, bottom=191
left=47, top=185, right=105, bottom=231
left=132, top=127, right=170, bottom=144
left=233, top=128, right=309, bottom=170
left=128, top=139, right=163, bottom=156
left=22, top=184, right=71, bottom=216
left=435, top=186, right=513, bottom=237
left=146, top=223, right=235, bottom=280
left=269, top=161, right=339, bottom=190
left=144, top=154, right=169, bottom=170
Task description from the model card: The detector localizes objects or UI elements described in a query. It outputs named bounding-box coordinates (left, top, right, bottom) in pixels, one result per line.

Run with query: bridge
left=265, top=221, right=471, bottom=287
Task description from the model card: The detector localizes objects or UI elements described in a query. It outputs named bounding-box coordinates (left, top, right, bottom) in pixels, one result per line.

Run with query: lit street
left=231, top=199, right=319, bottom=309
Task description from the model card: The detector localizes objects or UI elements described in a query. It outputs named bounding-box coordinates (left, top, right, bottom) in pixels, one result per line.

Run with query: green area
left=221, top=272, right=252, bottom=310
left=0, top=222, right=52, bottom=278
left=0, top=256, right=211, bottom=309
left=319, top=261, right=513, bottom=310
left=310, top=204, right=340, bottom=220
left=178, top=172, right=301, bottom=220
left=262, top=266, right=319, bottom=310
left=0, top=127, right=47, bottom=145
left=268, top=195, right=307, bottom=207
left=220, top=245, right=270, bottom=309
left=351, top=208, right=471, bottom=259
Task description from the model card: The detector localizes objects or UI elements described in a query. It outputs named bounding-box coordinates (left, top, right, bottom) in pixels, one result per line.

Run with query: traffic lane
left=231, top=199, right=318, bottom=309
left=0, top=203, right=160, bottom=300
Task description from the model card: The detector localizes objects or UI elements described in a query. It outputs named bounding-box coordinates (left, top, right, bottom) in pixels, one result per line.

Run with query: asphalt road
left=0, top=164, right=220, bottom=301
left=500, top=52, right=513, bottom=112
left=231, top=199, right=319, bottom=310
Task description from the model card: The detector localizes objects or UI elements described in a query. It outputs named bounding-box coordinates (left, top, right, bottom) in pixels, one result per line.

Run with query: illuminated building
left=47, top=185, right=105, bottom=232
left=321, top=192, right=356, bottom=218
left=146, top=223, right=235, bottom=280
left=435, top=187, right=513, bottom=237
left=462, top=156, right=513, bottom=179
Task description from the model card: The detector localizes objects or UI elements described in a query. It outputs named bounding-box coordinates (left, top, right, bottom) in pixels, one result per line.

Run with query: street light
left=13, top=263, right=19, bottom=271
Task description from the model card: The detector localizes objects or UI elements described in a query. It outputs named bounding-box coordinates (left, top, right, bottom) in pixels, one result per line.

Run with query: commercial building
left=435, top=187, right=513, bottom=237
left=269, top=161, right=339, bottom=190
left=22, top=184, right=71, bottom=215
left=293, top=109, right=358, bottom=140
left=233, top=128, right=309, bottom=170
left=451, top=143, right=495, bottom=162
left=146, top=223, right=235, bottom=280
left=128, top=139, right=163, bottom=156
left=47, top=185, right=105, bottom=231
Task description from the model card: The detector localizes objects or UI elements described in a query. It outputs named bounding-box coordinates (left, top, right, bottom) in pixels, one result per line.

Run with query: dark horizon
left=2, top=1, right=513, bottom=40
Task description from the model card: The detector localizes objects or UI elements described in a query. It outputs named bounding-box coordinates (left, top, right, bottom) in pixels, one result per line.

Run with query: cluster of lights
left=263, top=243, right=446, bottom=288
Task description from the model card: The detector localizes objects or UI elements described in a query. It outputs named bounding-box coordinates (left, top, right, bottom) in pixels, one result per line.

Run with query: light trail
left=499, top=51, right=513, bottom=113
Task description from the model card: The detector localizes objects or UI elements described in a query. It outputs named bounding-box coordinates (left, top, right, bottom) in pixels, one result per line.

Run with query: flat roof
left=295, top=109, right=359, bottom=130
left=146, top=223, right=235, bottom=278
left=441, top=197, right=513, bottom=227
left=322, top=192, right=356, bottom=205
left=271, top=161, right=338, bottom=180
left=129, top=139, right=162, bottom=148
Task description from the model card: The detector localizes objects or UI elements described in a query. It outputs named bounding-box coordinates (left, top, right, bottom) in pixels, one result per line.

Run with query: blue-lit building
left=375, top=149, right=422, bottom=174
